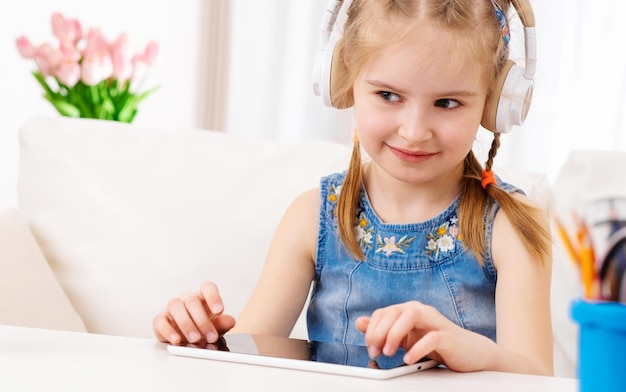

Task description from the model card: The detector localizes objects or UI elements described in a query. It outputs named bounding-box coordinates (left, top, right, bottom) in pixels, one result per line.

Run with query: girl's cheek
left=356, top=103, right=388, bottom=127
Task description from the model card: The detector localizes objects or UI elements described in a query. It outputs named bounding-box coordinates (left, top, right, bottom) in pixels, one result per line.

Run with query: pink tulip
left=35, top=43, right=62, bottom=76
left=81, top=51, right=113, bottom=85
left=130, top=54, right=149, bottom=87
left=110, top=33, right=133, bottom=82
left=55, top=55, right=81, bottom=87
left=81, top=28, right=113, bottom=85
left=84, top=28, right=109, bottom=53
left=60, top=41, right=80, bottom=62
left=51, top=12, right=82, bottom=44
left=54, top=42, right=81, bottom=86
left=130, top=41, right=159, bottom=87
left=15, top=35, right=37, bottom=59
left=142, top=41, right=159, bottom=66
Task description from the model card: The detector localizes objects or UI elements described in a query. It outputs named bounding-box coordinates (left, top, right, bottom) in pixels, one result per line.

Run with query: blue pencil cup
left=571, top=300, right=626, bottom=392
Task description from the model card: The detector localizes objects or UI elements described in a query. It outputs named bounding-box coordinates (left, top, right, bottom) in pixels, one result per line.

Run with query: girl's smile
left=386, top=143, right=438, bottom=164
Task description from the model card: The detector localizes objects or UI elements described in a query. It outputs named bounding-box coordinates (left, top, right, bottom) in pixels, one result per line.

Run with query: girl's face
left=353, top=23, right=489, bottom=189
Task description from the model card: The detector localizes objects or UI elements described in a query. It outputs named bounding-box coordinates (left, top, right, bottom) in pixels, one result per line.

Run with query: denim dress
left=307, top=171, right=522, bottom=357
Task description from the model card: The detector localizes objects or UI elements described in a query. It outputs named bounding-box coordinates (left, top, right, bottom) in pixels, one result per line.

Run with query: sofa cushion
left=18, top=117, right=354, bottom=339
left=0, top=208, right=86, bottom=332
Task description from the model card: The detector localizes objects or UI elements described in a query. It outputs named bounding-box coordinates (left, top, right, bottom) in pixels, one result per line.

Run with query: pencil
left=574, top=214, right=597, bottom=299
left=553, top=215, right=579, bottom=265
left=580, top=239, right=595, bottom=299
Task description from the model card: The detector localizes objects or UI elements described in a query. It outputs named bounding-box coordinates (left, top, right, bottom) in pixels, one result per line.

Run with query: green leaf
left=117, top=96, right=138, bottom=123
left=134, top=85, right=160, bottom=103
left=44, top=94, right=81, bottom=117
left=118, top=108, right=137, bottom=123
left=99, top=98, right=115, bottom=120
left=32, top=72, right=57, bottom=97
left=115, top=85, right=159, bottom=122
left=89, top=85, right=101, bottom=105
left=30, top=71, right=159, bottom=123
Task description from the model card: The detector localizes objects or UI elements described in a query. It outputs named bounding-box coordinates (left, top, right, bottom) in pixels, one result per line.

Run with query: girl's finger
left=403, top=330, right=442, bottom=364
left=355, top=316, right=370, bottom=333
left=152, top=312, right=182, bottom=345
left=167, top=296, right=203, bottom=343
left=365, top=307, right=403, bottom=356
left=198, top=281, right=225, bottom=315
left=184, top=293, right=220, bottom=342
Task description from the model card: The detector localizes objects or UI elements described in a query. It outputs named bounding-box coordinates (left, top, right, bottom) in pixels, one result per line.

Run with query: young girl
left=153, top=0, right=553, bottom=375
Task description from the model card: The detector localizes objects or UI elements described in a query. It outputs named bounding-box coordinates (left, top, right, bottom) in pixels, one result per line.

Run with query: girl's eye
left=378, top=91, right=401, bottom=102
left=434, top=99, right=460, bottom=109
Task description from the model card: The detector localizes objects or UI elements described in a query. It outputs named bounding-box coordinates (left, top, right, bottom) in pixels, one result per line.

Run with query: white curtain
left=223, top=0, right=626, bottom=181
left=198, top=0, right=230, bottom=131
left=225, top=0, right=354, bottom=145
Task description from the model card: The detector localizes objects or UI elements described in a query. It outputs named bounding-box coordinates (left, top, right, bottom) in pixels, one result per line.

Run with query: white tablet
left=167, top=334, right=438, bottom=380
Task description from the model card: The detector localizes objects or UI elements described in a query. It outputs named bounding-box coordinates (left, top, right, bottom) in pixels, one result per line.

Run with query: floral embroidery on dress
left=375, top=234, right=414, bottom=257
left=355, top=211, right=374, bottom=249
left=327, top=180, right=419, bottom=256
left=327, top=184, right=342, bottom=203
left=425, top=215, right=460, bottom=257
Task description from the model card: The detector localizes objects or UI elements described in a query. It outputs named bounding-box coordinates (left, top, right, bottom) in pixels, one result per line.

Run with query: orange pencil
left=579, top=238, right=595, bottom=299
left=553, top=215, right=579, bottom=265
left=572, top=212, right=597, bottom=299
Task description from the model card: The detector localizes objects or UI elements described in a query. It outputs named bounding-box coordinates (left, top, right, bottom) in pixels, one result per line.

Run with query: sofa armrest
left=0, top=208, right=86, bottom=332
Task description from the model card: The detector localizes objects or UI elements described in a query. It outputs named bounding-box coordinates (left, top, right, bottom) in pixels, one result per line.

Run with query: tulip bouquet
left=16, top=13, right=159, bottom=123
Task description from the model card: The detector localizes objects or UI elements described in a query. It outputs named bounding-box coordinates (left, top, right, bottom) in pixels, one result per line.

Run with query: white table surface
left=0, top=325, right=578, bottom=391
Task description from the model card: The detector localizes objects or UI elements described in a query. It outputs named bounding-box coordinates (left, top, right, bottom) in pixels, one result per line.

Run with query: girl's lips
left=388, top=145, right=437, bottom=163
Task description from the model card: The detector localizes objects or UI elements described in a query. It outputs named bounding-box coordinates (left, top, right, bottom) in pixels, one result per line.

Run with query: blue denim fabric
left=307, top=171, right=521, bottom=346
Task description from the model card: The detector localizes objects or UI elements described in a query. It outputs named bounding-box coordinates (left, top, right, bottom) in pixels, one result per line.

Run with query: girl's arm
left=231, top=188, right=319, bottom=337
left=489, top=193, right=554, bottom=375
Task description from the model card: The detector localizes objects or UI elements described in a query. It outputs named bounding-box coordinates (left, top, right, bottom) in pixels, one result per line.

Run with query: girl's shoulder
left=495, top=175, right=525, bottom=197
left=290, top=186, right=321, bottom=211
left=495, top=175, right=545, bottom=210
left=320, top=171, right=347, bottom=186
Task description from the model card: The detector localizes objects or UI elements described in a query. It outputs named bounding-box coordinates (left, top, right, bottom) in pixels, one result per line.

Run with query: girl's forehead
left=362, top=22, right=489, bottom=84
left=378, top=17, right=484, bottom=60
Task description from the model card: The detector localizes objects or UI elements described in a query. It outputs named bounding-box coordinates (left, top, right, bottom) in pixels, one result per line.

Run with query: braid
left=459, top=131, right=550, bottom=266
left=484, top=132, right=501, bottom=171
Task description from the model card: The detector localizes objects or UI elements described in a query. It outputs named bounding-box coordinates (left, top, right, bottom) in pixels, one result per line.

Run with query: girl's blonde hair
left=334, top=0, right=551, bottom=265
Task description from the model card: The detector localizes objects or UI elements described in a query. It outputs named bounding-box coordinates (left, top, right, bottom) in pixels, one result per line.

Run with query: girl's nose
left=397, top=106, right=433, bottom=142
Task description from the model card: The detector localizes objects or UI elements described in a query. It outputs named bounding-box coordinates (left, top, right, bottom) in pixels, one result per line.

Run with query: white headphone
left=311, top=0, right=537, bottom=134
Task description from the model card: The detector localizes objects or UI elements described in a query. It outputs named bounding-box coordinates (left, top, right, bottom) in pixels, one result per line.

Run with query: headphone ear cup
left=313, top=27, right=352, bottom=109
left=481, top=60, right=534, bottom=133
left=313, top=37, right=337, bottom=107
left=328, top=43, right=352, bottom=109
left=312, top=0, right=354, bottom=108
left=481, top=60, right=513, bottom=133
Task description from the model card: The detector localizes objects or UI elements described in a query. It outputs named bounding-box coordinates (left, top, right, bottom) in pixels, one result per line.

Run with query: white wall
left=0, top=1, right=204, bottom=209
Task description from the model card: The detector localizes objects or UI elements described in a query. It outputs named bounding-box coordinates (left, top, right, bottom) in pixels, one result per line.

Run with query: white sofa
left=3, top=116, right=622, bottom=378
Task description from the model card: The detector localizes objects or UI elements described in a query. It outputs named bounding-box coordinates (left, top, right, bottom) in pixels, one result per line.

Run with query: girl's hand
left=152, top=281, right=236, bottom=345
left=355, top=301, right=496, bottom=372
